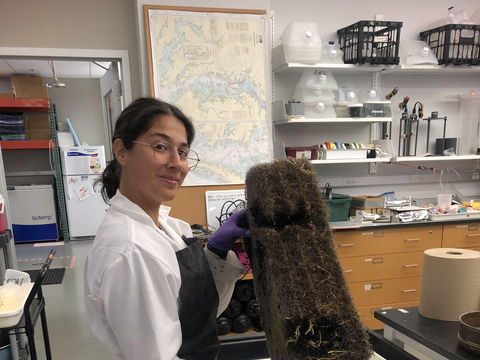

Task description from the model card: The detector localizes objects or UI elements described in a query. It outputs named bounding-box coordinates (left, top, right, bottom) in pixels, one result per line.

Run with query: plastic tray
left=0, top=283, right=33, bottom=328
left=428, top=212, right=480, bottom=222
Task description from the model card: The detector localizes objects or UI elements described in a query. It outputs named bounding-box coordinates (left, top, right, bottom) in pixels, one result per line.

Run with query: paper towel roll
left=419, top=248, right=480, bottom=321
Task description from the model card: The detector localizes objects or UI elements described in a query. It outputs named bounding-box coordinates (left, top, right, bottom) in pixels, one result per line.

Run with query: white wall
left=271, top=0, right=480, bottom=200
left=48, top=79, right=105, bottom=146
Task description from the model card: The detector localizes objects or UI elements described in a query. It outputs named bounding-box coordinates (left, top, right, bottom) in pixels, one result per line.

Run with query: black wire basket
left=337, top=20, right=403, bottom=65
left=420, top=24, right=480, bottom=65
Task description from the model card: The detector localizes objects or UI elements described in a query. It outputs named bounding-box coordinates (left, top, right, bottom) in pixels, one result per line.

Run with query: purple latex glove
left=208, top=209, right=251, bottom=252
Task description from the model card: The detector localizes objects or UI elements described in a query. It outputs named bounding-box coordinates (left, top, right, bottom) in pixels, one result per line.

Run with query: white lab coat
left=84, top=191, right=246, bottom=360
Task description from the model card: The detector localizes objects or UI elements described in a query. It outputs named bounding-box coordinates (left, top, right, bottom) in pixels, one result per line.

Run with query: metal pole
left=414, top=119, right=419, bottom=156
left=426, top=119, right=431, bottom=153
left=442, top=118, right=447, bottom=155
left=398, top=118, right=403, bottom=156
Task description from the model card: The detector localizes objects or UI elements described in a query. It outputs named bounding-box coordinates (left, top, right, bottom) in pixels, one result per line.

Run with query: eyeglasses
left=132, top=141, right=200, bottom=171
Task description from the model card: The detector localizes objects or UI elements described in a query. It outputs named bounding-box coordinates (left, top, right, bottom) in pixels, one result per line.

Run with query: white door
left=100, top=62, right=124, bottom=162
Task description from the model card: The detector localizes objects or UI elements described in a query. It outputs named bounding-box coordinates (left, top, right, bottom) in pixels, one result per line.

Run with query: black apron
left=175, top=236, right=220, bottom=360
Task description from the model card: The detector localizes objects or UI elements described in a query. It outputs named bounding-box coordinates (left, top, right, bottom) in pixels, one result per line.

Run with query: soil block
left=245, top=158, right=372, bottom=360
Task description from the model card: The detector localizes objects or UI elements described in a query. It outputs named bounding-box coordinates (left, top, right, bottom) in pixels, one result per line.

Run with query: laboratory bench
left=374, top=307, right=478, bottom=360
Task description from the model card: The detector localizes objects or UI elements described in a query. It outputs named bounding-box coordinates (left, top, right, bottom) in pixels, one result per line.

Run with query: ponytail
left=97, top=158, right=122, bottom=204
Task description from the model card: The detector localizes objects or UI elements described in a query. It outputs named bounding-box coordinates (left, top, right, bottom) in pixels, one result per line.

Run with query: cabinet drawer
left=443, top=223, right=480, bottom=248
left=357, top=301, right=420, bottom=330
left=340, top=252, right=424, bottom=283
left=347, top=277, right=422, bottom=307
left=334, top=226, right=442, bottom=257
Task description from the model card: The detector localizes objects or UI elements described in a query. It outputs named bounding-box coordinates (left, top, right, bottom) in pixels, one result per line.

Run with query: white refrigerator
left=61, top=146, right=108, bottom=240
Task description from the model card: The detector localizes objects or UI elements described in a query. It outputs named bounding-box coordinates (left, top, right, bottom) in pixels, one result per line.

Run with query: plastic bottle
left=233, top=314, right=253, bottom=333
left=320, top=41, right=344, bottom=64
left=427, top=6, right=470, bottom=29
left=233, top=283, right=254, bottom=302
left=246, top=299, right=261, bottom=318
left=216, top=316, right=233, bottom=335
left=222, top=298, right=242, bottom=318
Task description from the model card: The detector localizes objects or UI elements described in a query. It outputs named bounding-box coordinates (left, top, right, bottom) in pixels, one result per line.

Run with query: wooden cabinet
left=340, top=252, right=424, bottom=283
left=335, top=221, right=480, bottom=330
left=334, top=224, right=440, bottom=330
left=334, top=225, right=442, bottom=257
left=443, top=223, right=480, bottom=248
left=348, top=277, right=422, bottom=307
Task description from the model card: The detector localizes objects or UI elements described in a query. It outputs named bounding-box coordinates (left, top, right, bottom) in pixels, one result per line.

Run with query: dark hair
left=98, top=97, right=195, bottom=203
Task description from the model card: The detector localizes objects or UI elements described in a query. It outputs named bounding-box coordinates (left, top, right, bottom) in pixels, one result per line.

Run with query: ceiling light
left=47, top=61, right=66, bottom=88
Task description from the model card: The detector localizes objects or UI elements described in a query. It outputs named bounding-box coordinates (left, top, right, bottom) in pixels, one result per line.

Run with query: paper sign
left=76, top=185, right=92, bottom=201
left=364, top=284, right=372, bottom=291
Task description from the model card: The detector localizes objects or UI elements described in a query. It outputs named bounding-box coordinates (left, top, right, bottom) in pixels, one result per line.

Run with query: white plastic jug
left=304, top=102, right=337, bottom=118
left=292, top=87, right=336, bottom=103
left=400, top=41, right=438, bottom=65
left=320, top=41, right=344, bottom=64
left=427, top=6, right=470, bottom=29
left=280, top=21, right=322, bottom=64
left=296, top=69, right=338, bottom=91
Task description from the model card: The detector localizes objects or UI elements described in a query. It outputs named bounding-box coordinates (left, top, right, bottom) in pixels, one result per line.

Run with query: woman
left=84, top=98, right=249, bottom=360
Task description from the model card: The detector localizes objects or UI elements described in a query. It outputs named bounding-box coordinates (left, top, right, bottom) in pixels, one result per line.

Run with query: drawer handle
left=403, top=264, right=418, bottom=268
left=467, top=234, right=480, bottom=237
left=343, top=270, right=353, bottom=273
left=401, top=289, right=417, bottom=293
left=404, top=238, right=420, bottom=242
left=340, top=244, right=354, bottom=247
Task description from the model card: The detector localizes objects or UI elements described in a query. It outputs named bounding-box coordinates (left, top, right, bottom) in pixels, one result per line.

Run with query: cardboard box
left=350, top=206, right=384, bottom=217
left=24, top=115, right=50, bottom=129
left=0, top=93, right=14, bottom=99
left=13, top=86, right=49, bottom=99
left=28, top=129, right=51, bottom=140
left=25, top=128, right=30, bottom=140
left=351, top=195, right=385, bottom=208
left=11, top=76, right=44, bottom=88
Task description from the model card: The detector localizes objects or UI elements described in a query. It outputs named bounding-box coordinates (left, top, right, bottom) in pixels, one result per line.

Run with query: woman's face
left=117, top=115, right=189, bottom=208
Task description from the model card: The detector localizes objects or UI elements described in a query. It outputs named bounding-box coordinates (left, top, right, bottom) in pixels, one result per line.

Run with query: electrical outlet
left=473, top=172, right=479, bottom=180
left=410, top=175, right=420, bottom=183
left=345, top=178, right=357, bottom=186
left=375, top=14, right=384, bottom=21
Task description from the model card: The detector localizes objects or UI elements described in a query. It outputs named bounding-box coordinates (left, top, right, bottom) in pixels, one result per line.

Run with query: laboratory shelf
left=272, top=45, right=480, bottom=76
left=311, top=158, right=391, bottom=165
left=393, top=155, right=480, bottom=162
left=273, top=100, right=393, bottom=125
left=273, top=45, right=395, bottom=74
left=388, top=64, right=480, bottom=76
left=0, top=98, right=50, bottom=112
left=0, top=140, right=52, bottom=150
left=274, top=117, right=393, bottom=125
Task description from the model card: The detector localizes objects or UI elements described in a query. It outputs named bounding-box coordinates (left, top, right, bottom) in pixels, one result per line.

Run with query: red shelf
left=0, top=140, right=52, bottom=150
left=0, top=98, right=50, bottom=112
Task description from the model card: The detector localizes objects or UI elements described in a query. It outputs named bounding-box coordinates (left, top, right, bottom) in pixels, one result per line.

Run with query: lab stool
left=0, top=250, right=54, bottom=360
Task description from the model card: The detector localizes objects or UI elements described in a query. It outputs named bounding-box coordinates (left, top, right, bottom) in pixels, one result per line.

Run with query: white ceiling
left=0, top=59, right=111, bottom=79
